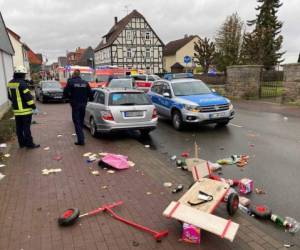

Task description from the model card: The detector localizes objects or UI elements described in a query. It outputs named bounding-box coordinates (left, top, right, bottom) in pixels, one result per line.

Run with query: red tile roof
left=27, top=48, right=42, bottom=65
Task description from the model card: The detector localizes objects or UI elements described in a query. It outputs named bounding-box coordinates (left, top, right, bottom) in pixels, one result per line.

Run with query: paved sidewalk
left=0, top=103, right=290, bottom=250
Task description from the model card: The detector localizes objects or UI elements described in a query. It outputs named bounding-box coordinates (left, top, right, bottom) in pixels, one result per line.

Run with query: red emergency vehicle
left=94, top=66, right=127, bottom=87
left=58, top=66, right=101, bottom=88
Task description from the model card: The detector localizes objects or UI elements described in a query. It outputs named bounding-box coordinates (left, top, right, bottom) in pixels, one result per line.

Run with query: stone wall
left=226, top=65, right=263, bottom=99
left=282, top=64, right=300, bottom=104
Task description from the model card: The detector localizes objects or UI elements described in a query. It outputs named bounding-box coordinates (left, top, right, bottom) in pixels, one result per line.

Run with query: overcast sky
left=1, top=0, right=298, bottom=64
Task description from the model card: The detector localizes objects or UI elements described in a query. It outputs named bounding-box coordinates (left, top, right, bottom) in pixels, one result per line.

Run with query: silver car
left=84, top=88, right=158, bottom=136
left=108, top=78, right=134, bottom=89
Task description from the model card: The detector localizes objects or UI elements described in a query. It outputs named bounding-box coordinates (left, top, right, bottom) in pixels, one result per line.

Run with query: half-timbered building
left=94, top=10, right=164, bottom=74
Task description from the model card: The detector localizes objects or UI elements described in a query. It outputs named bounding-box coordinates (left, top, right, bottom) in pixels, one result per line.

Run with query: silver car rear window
left=109, top=92, right=151, bottom=106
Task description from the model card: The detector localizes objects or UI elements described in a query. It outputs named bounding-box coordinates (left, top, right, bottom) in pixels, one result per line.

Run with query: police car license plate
left=124, top=111, right=143, bottom=117
left=209, top=112, right=226, bottom=118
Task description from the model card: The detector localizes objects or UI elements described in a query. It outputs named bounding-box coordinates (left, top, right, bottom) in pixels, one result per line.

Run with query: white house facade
left=94, top=10, right=164, bottom=74
left=0, top=12, right=14, bottom=118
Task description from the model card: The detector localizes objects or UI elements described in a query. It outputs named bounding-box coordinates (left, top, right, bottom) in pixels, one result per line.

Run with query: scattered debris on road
left=172, top=184, right=184, bottom=193
left=146, top=192, right=152, bottom=195
left=53, top=155, right=63, bottom=161
left=42, top=168, right=62, bottom=175
left=0, top=172, right=5, bottom=181
left=144, top=144, right=150, bottom=148
left=57, top=134, right=63, bottom=137
left=4, top=154, right=10, bottom=158
left=43, top=147, right=50, bottom=151
left=0, top=164, right=6, bottom=168
left=255, top=187, right=266, bottom=195
left=99, top=153, right=129, bottom=170
left=0, top=143, right=7, bottom=148
left=181, top=152, right=189, bottom=158
left=107, top=170, right=115, bottom=174
left=101, top=185, right=108, bottom=189
left=171, top=155, right=177, bottom=161
left=283, top=243, right=294, bottom=248
left=91, top=170, right=100, bottom=176
left=163, top=182, right=172, bottom=188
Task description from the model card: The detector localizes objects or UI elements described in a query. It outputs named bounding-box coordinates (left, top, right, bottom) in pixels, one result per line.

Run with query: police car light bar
left=164, top=73, right=194, bottom=80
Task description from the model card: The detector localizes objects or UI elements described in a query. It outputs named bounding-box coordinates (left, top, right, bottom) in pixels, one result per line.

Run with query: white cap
left=14, top=65, right=27, bottom=74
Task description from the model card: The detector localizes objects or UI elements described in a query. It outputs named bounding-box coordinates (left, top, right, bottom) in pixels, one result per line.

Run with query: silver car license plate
left=124, top=111, right=143, bottom=117
left=209, top=112, right=226, bottom=118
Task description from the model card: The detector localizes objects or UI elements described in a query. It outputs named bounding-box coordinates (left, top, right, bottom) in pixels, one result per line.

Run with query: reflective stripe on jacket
left=7, top=79, right=35, bottom=116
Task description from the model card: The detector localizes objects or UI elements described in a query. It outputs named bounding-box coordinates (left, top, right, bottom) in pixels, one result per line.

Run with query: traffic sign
left=184, top=56, right=192, bottom=64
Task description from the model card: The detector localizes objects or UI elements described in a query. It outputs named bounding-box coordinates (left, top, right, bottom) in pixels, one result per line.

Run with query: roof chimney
left=114, top=17, right=118, bottom=24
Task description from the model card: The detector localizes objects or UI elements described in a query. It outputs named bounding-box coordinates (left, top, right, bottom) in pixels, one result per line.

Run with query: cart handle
left=79, top=200, right=123, bottom=218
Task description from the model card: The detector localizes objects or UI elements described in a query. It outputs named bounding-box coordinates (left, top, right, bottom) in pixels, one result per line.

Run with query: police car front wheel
left=172, top=111, right=183, bottom=130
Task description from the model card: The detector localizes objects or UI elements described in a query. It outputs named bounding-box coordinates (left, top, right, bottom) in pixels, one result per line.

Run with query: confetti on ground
left=0, top=173, right=5, bottom=180
left=163, top=182, right=172, bottom=188
left=128, top=161, right=135, bottom=167
left=107, top=170, right=115, bottom=174
left=53, top=155, right=62, bottom=161
left=99, top=152, right=108, bottom=156
left=83, top=152, right=92, bottom=157
left=43, top=147, right=50, bottom=151
left=91, top=170, right=100, bottom=176
left=0, top=164, right=6, bottom=168
left=42, top=168, right=62, bottom=175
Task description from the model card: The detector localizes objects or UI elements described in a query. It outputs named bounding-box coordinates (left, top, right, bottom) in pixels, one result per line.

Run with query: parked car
left=131, top=74, right=160, bottom=92
left=35, top=80, right=64, bottom=103
left=84, top=88, right=158, bottom=136
left=147, top=73, right=234, bottom=130
left=107, top=78, right=134, bottom=89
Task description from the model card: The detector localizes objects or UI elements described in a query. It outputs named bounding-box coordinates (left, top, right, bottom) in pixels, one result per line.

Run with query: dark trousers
left=71, top=104, right=86, bottom=144
left=15, top=115, right=34, bottom=147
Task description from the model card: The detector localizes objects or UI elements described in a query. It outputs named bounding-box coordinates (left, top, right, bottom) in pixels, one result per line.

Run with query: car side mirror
left=211, top=88, right=216, bottom=93
left=163, top=92, right=171, bottom=98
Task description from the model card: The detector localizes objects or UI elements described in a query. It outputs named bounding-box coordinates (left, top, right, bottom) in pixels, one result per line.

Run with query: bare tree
left=194, top=37, right=216, bottom=73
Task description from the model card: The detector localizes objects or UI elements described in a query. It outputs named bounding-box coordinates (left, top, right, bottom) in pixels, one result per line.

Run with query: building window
left=126, top=30, right=132, bottom=40
left=145, top=32, right=150, bottom=40
left=127, top=48, right=132, bottom=58
left=146, top=48, right=150, bottom=58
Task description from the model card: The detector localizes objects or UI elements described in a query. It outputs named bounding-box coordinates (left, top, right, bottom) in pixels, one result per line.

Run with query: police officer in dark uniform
left=7, top=66, right=40, bottom=149
left=64, top=69, right=93, bottom=145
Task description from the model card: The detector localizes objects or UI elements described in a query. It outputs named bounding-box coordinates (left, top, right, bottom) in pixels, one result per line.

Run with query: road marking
left=229, top=123, right=243, bottom=128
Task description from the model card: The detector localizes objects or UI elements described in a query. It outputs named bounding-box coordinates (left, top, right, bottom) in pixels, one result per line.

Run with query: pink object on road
left=101, top=154, right=129, bottom=169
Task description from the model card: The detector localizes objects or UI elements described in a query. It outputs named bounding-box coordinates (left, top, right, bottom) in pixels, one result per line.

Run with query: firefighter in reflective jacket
left=7, top=66, right=40, bottom=149
left=63, top=69, right=93, bottom=145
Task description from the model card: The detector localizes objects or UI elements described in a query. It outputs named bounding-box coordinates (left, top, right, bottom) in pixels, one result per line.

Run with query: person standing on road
left=63, top=69, right=93, bottom=145
left=7, top=66, right=40, bottom=149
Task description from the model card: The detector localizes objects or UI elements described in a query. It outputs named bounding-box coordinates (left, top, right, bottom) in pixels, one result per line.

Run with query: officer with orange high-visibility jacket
left=7, top=66, right=40, bottom=149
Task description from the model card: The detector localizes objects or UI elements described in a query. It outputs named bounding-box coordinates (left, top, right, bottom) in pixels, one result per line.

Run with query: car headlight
left=183, top=104, right=201, bottom=112
left=229, top=102, right=233, bottom=110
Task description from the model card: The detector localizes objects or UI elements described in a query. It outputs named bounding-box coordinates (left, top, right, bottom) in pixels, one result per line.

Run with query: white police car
left=147, top=73, right=234, bottom=130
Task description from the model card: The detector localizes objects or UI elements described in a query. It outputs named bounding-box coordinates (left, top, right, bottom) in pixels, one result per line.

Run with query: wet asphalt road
left=137, top=102, right=300, bottom=245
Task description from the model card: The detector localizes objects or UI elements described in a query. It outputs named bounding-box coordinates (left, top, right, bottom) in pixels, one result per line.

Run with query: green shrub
left=0, top=109, right=15, bottom=143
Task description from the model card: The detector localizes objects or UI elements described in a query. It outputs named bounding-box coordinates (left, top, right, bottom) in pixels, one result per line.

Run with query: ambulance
left=94, top=66, right=127, bottom=87
left=58, top=65, right=101, bottom=88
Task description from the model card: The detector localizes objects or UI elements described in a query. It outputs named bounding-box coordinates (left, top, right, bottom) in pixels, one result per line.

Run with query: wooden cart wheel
left=227, top=193, right=239, bottom=216
left=58, top=208, right=80, bottom=226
